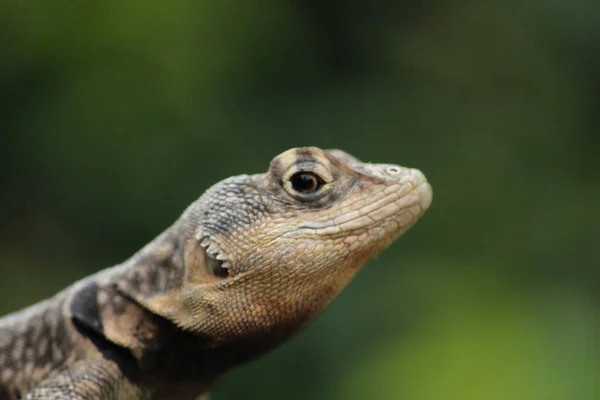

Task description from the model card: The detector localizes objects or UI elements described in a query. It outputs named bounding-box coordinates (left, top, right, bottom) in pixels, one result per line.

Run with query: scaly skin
left=0, top=147, right=432, bottom=400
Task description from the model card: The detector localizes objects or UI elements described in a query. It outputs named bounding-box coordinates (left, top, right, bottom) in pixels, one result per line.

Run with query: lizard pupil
left=290, top=172, right=322, bottom=193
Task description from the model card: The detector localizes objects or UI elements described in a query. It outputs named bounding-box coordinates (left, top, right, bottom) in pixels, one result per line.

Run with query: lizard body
left=0, top=147, right=432, bottom=399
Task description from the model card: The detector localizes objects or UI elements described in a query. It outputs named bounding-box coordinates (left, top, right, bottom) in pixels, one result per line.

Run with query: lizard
left=0, top=147, right=432, bottom=400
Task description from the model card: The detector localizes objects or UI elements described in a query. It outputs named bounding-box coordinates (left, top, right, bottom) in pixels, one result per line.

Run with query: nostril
left=386, top=166, right=401, bottom=175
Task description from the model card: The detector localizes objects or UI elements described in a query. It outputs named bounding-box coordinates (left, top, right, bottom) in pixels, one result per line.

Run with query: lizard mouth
left=295, top=180, right=431, bottom=237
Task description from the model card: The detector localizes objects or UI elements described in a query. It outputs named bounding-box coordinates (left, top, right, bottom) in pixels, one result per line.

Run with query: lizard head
left=169, top=147, right=432, bottom=343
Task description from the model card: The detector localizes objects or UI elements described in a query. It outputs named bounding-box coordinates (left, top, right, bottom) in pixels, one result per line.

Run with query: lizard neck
left=139, top=314, right=305, bottom=397
left=115, top=221, right=189, bottom=301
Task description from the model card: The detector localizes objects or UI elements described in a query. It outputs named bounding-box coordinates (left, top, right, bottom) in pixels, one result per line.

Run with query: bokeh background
left=1, top=1, right=599, bottom=399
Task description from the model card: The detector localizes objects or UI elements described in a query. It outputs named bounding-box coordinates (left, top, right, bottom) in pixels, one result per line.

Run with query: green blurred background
left=1, top=1, right=599, bottom=399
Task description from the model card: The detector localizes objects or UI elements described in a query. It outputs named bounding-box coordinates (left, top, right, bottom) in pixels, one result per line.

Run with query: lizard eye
left=280, top=160, right=333, bottom=202
left=289, top=172, right=324, bottom=194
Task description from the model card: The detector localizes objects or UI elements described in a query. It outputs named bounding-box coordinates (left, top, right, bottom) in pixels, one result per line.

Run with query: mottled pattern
left=23, top=359, right=141, bottom=400
left=0, top=295, right=77, bottom=397
left=0, top=147, right=432, bottom=399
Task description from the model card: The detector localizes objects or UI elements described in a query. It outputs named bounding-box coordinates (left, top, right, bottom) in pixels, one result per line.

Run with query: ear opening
left=184, top=237, right=230, bottom=285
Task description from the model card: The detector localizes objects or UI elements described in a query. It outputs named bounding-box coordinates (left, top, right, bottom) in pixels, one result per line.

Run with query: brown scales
left=0, top=147, right=432, bottom=400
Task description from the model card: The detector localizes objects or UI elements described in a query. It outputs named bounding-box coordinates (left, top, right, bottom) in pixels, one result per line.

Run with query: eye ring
left=289, top=171, right=325, bottom=194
